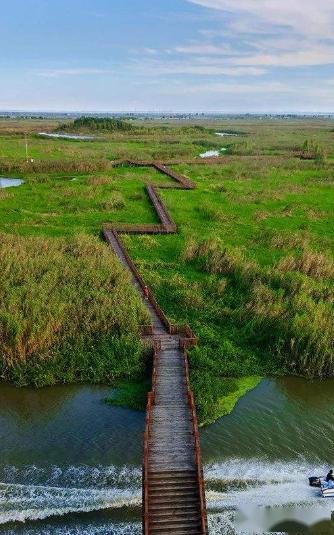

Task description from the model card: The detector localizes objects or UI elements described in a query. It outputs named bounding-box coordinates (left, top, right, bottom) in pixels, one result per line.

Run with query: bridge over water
left=103, top=161, right=208, bottom=534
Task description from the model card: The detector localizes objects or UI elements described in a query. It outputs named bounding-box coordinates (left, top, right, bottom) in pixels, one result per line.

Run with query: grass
left=0, top=233, right=149, bottom=387
left=191, top=374, right=262, bottom=426
left=0, top=117, right=333, bottom=423
left=0, top=167, right=168, bottom=236
left=106, top=379, right=151, bottom=412
left=123, top=155, right=334, bottom=421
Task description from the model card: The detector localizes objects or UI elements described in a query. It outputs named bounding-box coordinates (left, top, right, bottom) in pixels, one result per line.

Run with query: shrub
left=57, top=116, right=134, bottom=133
left=301, top=140, right=326, bottom=162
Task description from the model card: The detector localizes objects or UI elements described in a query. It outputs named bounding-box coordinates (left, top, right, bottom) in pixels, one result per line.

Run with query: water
left=0, top=385, right=143, bottom=534
left=200, top=148, right=227, bottom=158
left=38, top=133, right=95, bottom=141
left=216, top=132, right=239, bottom=137
left=1, top=378, right=334, bottom=534
left=202, top=378, right=334, bottom=533
left=0, top=178, right=23, bottom=188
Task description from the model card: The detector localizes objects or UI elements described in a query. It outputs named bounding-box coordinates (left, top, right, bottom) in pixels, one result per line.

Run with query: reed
left=0, top=233, right=150, bottom=386
left=185, top=238, right=334, bottom=377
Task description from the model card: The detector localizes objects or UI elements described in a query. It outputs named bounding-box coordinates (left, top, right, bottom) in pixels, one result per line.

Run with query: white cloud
left=143, top=48, right=159, bottom=55
left=184, top=0, right=334, bottom=69
left=187, top=0, right=334, bottom=38
left=161, top=80, right=287, bottom=96
left=175, top=43, right=238, bottom=55
left=37, top=68, right=113, bottom=78
left=136, top=61, right=265, bottom=76
left=232, top=46, right=334, bottom=67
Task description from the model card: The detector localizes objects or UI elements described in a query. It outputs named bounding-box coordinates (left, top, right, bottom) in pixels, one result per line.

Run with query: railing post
left=102, top=162, right=207, bottom=533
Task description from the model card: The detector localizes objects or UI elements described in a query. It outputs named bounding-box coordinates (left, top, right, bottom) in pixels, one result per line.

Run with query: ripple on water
left=0, top=522, right=142, bottom=535
left=201, top=378, right=334, bottom=463
left=1, top=379, right=334, bottom=533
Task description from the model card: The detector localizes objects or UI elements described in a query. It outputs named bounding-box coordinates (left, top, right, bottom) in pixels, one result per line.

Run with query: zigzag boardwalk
left=103, top=161, right=207, bottom=534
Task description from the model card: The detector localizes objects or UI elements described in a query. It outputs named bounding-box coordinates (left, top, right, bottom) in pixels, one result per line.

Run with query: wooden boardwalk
left=148, top=335, right=204, bottom=534
left=103, top=161, right=208, bottom=534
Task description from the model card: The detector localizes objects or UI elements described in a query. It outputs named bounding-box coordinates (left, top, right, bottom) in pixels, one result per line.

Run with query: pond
left=1, top=378, right=334, bottom=534
left=216, top=132, right=239, bottom=137
left=38, top=133, right=95, bottom=141
left=0, top=178, right=23, bottom=188
left=199, top=148, right=227, bottom=158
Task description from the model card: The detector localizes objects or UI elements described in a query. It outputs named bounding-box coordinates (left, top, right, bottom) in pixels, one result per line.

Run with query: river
left=0, top=378, right=333, bottom=534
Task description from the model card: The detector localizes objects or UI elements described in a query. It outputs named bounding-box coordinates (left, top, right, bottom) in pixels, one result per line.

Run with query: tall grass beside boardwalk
left=185, top=238, right=334, bottom=377
left=0, top=158, right=112, bottom=174
left=0, top=233, right=150, bottom=387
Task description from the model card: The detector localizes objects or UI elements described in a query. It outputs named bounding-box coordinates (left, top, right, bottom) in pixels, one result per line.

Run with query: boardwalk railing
left=182, top=344, right=207, bottom=533
left=103, top=228, right=197, bottom=338
left=103, top=160, right=208, bottom=534
left=112, top=157, right=228, bottom=167
left=143, top=339, right=160, bottom=534
left=188, top=390, right=208, bottom=534
left=143, top=391, right=154, bottom=535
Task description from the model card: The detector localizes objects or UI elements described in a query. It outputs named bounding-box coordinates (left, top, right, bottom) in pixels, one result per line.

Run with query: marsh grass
left=196, top=202, right=225, bottom=222
left=0, top=233, right=150, bottom=386
left=88, top=176, right=115, bottom=186
left=0, top=158, right=111, bottom=174
left=186, top=238, right=334, bottom=377
left=301, top=140, right=327, bottom=162
left=1, top=117, right=334, bottom=422
left=99, top=192, right=126, bottom=211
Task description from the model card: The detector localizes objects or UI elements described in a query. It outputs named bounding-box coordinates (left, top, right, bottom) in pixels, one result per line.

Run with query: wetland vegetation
left=0, top=116, right=333, bottom=424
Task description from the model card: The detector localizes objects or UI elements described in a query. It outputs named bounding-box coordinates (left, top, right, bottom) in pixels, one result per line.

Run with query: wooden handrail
left=188, top=390, right=208, bottom=534
left=103, top=159, right=208, bottom=534
left=183, top=349, right=208, bottom=534
left=111, top=157, right=230, bottom=167
left=143, top=391, right=154, bottom=535
left=143, top=338, right=161, bottom=535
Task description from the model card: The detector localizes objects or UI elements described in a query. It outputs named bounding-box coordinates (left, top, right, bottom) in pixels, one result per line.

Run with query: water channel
left=1, top=377, right=333, bottom=534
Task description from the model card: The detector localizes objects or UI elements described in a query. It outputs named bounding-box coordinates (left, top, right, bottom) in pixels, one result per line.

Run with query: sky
left=0, top=0, right=333, bottom=112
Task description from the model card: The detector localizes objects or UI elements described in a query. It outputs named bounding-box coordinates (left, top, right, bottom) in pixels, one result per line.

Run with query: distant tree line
left=57, top=116, right=134, bottom=132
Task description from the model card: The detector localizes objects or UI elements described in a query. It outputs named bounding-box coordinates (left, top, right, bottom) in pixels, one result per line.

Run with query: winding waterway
left=1, top=378, right=333, bottom=534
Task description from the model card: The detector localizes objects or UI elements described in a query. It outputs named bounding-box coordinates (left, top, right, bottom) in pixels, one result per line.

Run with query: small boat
left=309, top=476, right=334, bottom=497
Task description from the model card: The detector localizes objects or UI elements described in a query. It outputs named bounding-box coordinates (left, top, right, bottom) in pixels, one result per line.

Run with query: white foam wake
left=1, top=522, right=142, bottom=535
left=0, top=464, right=142, bottom=525
left=1, top=460, right=331, bottom=532
left=1, top=464, right=141, bottom=489
left=0, top=482, right=140, bottom=524
left=203, top=459, right=334, bottom=534
left=205, top=458, right=329, bottom=486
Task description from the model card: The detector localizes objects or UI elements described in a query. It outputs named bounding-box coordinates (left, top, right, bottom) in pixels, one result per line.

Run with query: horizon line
left=1, top=109, right=333, bottom=115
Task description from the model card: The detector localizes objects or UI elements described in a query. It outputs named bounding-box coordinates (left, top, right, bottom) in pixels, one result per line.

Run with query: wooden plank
left=103, top=160, right=208, bottom=535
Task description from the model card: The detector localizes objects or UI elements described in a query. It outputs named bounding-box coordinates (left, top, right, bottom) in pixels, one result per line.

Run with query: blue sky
left=1, top=0, right=333, bottom=112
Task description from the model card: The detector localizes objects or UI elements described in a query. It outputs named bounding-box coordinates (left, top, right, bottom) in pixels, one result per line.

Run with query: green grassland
left=0, top=117, right=333, bottom=424
left=0, top=232, right=150, bottom=387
